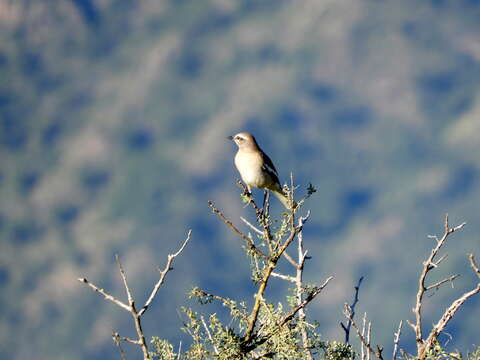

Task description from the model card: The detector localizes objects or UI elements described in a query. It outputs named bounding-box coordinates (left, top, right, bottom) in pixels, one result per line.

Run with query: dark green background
left=1, top=0, right=479, bottom=359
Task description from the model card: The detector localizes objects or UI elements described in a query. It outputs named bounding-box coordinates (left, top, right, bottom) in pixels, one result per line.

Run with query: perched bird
left=228, top=132, right=294, bottom=209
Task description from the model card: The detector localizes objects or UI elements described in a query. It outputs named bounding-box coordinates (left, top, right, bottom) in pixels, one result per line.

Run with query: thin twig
left=420, top=283, right=480, bottom=360
left=116, top=255, right=134, bottom=306
left=115, top=256, right=150, bottom=359
left=236, top=181, right=273, bottom=244
left=412, top=214, right=465, bottom=352
left=139, top=230, right=192, bottom=316
left=177, top=341, right=182, bottom=360
left=295, top=214, right=314, bottom=360
left=191, top=289, right=244, bottom=314
left=79, top=232, right=192, bottom=360
left=392, top=320, right=403, bottom=360
left=113, top=332, right=141, bottom=345
left=283, top=251, right=300, bottom=268
left=201, top=315, right=219, bottom=355
left=341, top=276, right=364, bottom=343
left=367, top=321, right=372, bottom=360
left=469, top=254, right=480, bottom=278
left=425, top=274, right=459, bottom=291
left=208, top=200, right=268, bottom=259
left=113, top=332, right=128, bottom=360
left=240, top=217, right=263, bottom=235
left=279, top=276, right=333, bottom=328
left=343, top=305, right=383, bottom=360
left=361, top=313, right=367, bottom=360
left=77, top=278, right=130, bottom=312
left=271, top=272, right=296, bottom=282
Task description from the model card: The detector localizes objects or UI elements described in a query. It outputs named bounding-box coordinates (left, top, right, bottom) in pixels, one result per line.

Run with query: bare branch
left=112, top=332, right=129, bottom=360
left=343, top=305, right=383, bottom=360
left=271, top=272, right=296, bottom=282
left=283, top=251, right=300, bottom=268
left=240, top=217, right=263, bottom=235
left=116, top=255, right=134, bottom=306
left=243, top=224, right=300, bottom=343
left=295, top=214, right=314, bottom=360
left=341, top=276, right=364, bottom=344
left=367, top=321, right=372, bottom=360
left=411, top=216, right=478, bottom=360
left=208, top=200, right=268, bottom=260
left=405, top=319, right=415, bottom=331
left=177, top=341, right=182, bottom=360
left=279, top=276, right=333, bottom=328
left=79, top=232, right=191, bottom=360
left=191, top=288, right=242, bottom=312
left=113, top=332, right=141, bottom=345
left=77, top=277, right=130, bottom=312
left=138, top=230, right=192, bottom=316
left=412, top=216, right=466, bottom=350
left=425, top=274, right=459, bottom=291
left=361, top=313, right=367, bottom=360
left=236, top=180, right=274, bottom=244
left=392, top=320, right=403, bottom=360
left=201, top=315, right=219, bottom=355
left=432, top=253, right=448, bottom=268
left=419, top=283, right=480, bottom=360
left=469, top=254, right=480, bottom=278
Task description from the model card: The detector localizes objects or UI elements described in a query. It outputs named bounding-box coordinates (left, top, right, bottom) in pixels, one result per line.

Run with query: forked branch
left=78, top=230, right=192, bottom=360
left=408, top=215, right=479, bottom=360
left=343, top=305, right=384, bottom=360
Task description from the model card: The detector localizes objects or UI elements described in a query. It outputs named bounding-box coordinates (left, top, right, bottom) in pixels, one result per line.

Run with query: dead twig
left=295, top=214, right=314, bottom=360
left=279, top=276, right=333, bottom=328
left=78, top=230, right=192, bottom=360
left=208, top=200, right=268, bottom=260
left=412, top=214, right=465, bottom=354
left=113, top=332, right=128, bottom=360
left=425, top=274, right=459, bottom=292
left=392, top=320, right=403, bottom=360
left=77, top=277, right=130, bottom=312
left=201, top=315, right=219, bottom=355
left=361, top=313, right=367, bottom=360
left=139, top=230, right=192, bottom=316
left=341, top=276, right=364, bottom=344
left=343, top=305, right=384, bottom=360
left=418, top=253, right=480, bottom=360
left=470, top=253, right=480, bottom=278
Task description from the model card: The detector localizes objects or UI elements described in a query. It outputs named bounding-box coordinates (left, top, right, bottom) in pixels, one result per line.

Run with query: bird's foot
left=240, top=191, right=253, bottom=207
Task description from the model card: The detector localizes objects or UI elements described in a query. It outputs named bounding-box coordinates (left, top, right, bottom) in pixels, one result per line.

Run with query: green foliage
left=149, top=187, right=480, bottom=359
left=151, top=186, right=334, bottom=359
left=150, top=337, right=177, bottom=360
left=467, top=346, right=480, bottom=360
left=319, top=341, right=355, bottom=360
left=417, top=342, right=480, bottom=360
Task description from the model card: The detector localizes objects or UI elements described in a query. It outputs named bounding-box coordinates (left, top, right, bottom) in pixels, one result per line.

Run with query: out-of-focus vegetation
left=0, top=1, right=479, bottom=359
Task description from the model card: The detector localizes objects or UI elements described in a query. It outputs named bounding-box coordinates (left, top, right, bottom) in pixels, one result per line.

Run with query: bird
left=228, top=132, right=294, bottom=209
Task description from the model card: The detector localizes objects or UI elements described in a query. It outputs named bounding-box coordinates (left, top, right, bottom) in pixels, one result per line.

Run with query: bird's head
left=228, top=132, right=257, bottom=149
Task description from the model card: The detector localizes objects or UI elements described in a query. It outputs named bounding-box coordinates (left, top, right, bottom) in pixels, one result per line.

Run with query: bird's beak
left=227, top=135, right=234, bottom=140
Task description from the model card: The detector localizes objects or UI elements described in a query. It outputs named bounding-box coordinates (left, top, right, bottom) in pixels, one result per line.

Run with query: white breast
left=234, top=151, right=266, bottom=188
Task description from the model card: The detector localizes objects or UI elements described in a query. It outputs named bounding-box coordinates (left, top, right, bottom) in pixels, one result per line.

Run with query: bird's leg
left=241, top=184, right=253, bottom=207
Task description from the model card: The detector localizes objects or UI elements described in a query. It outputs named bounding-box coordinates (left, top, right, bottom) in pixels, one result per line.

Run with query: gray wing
left=261, top=151, right=281, bottom=186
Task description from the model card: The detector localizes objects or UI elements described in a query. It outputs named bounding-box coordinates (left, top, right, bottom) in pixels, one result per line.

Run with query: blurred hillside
left=1, top=0, right=480, bottom=359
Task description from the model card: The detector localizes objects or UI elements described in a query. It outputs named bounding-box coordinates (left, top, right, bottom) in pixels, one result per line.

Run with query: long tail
left=272, top=188, right=297, bottom=210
